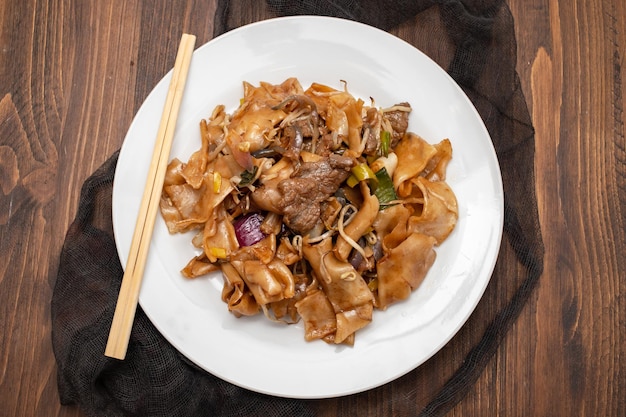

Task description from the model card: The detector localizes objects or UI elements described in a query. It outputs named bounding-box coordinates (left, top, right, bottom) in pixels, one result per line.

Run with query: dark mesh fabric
left=51, top=1, right=544, bottom=416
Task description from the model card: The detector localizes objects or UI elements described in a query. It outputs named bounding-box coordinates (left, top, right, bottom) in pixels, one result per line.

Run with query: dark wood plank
left=468, top=0, right=626, bottom=416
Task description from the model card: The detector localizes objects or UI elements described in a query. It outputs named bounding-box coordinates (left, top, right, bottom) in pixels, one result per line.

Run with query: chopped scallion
left=349, top=163, right=378, bottom=188
left=238, top=166, right=258, bottom=187
left=374, top=167, right=397, bottom=209
left=380, top=130, right=391, bottom=157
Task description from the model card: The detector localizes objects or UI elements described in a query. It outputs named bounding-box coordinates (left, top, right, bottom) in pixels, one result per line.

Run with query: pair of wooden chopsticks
left=105, top=33, right=196, bottom=360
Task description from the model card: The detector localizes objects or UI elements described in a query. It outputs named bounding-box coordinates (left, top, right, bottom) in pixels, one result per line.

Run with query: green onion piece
left=238, top=165, right=258, bottom=187
left=380, top=131, right=391, bottom=157
left=374, top=167, right=397, bottom=209
left=348, top=163, right=378, bottom=189
left=351, top=163, right=377, bottom=182
left=346, top=174, right=359, bottom=188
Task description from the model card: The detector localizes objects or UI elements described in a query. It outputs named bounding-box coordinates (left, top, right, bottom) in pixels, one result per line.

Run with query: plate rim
left=112, top=15, right=504, bottom=399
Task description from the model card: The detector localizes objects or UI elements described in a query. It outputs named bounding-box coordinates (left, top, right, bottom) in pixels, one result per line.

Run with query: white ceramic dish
left=112, top=16, right=503, bottom=399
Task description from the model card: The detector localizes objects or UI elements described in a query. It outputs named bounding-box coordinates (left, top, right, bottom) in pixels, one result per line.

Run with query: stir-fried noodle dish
left=160, top=78, right=458, bottom=345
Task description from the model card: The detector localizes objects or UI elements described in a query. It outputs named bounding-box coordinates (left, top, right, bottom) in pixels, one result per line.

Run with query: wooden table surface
left=1, top=0, right=624, bottom=416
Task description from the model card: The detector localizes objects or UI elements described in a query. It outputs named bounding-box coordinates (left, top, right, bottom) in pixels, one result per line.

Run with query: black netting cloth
left=51, top=1, right=544, bottom=416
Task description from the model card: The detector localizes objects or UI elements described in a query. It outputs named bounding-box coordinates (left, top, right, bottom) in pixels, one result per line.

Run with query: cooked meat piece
left=281, top=125, right=304, bottom=161
left=282, top=117, right=329, bottom=158
left=276, top=154, right=355, bottom=233
left=279, top=180, right=322, bottom=234
left=284, top=118, right=316, bottom=138
left=309, top=128, right=339, bottom=156
left=384, top=102, right=411, bottom=147
left=291, top=154, right=354, bottom=191
left=362, top=107, right=380, bottom=155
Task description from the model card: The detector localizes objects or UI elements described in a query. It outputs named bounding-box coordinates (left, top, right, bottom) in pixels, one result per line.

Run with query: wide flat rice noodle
left=372, top=204, right=411, bottom=243
left=160, top=182, right=208, bottom=233
left=221, top=262, right=259, bottom=317
left=181, top=125, right=210, bottom=189
left=163, top=158, right=187, bottom=186
left=202, top=204, right=239, bottom=262
left=160, top=157, right=235, bottom=234
left=295, top=289, right=337, bottom=341
left=275, top=236, right=301, bottom=266
left=393, top=132, right=438, bottom=197
left=235, top=259, right=295, bottom=306
left=181, top=253, right=219, bottom=278
left=328, top=92, right=364, bottom=152
left=268, top=273, right=309, bottom=323
left=423, top=138, right=452, bottom=181
left=230, top=234, right=276, bottom=265
left=304, top=83, right=364, bottom=152
left=406, top=177, right=458, bottom=244
left=335, top=303, right=373, bottom=345
left=374, top=204, right=414, bottom=253
left=334, top=183, right=380, bottom=261
left=302, top=238, right=374, bottom=344
left=376, top=233, right=437, bottom=309
left=228, top=78, right=304, bottom=154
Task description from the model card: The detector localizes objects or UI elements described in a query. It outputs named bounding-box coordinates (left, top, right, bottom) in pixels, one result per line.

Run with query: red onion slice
left=233, top=213, right=266, bottom=247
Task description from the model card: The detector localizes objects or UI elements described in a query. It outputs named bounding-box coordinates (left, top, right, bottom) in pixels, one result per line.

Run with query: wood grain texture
left=479, top=0, right=626, bottom=416
left=0, top=0, right=623, bottom=416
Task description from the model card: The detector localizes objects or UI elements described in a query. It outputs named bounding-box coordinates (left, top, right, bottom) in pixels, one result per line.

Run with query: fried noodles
left=160, top=78, right=458, bottom=345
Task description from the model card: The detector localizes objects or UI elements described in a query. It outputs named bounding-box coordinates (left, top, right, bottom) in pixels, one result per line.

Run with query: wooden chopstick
left=105, top=33, right=196, bottom=360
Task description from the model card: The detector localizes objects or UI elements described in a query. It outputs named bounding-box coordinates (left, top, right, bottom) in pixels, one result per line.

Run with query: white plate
left=113, top=16, right=503, bottom=399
